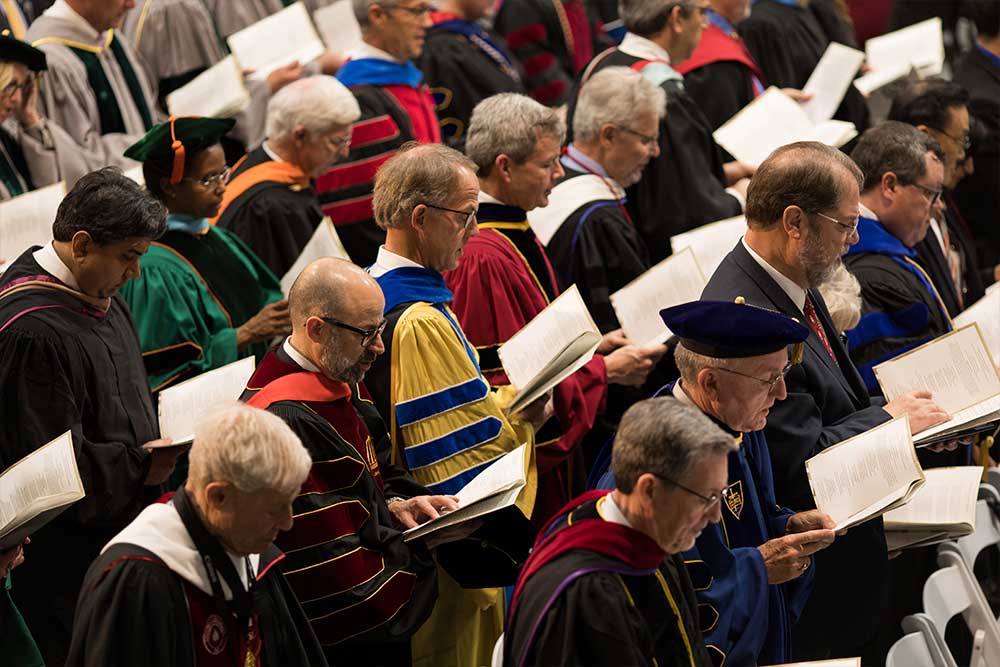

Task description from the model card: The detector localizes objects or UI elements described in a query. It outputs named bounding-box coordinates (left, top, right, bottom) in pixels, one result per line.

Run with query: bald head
left=289, top=257, right=381, bottom=326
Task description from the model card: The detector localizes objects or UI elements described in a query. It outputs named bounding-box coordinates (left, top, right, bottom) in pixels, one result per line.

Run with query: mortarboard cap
left=660, top=299, right=809, bottom=359
left=0, top=34, right=46, bottom=71
left=124, top=116, right=235, bottom=185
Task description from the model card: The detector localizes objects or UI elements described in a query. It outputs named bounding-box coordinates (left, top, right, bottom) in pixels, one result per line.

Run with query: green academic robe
left=120, top=224, right=282, bottom=392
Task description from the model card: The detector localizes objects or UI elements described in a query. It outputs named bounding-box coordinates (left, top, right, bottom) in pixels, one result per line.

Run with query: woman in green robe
left=1, top=540, right=42, bottom=667
left=120, top=117, right=290, bottom=393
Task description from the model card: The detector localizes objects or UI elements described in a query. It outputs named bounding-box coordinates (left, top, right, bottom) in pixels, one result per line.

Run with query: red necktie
left=803, top=296, right=836, bottom=362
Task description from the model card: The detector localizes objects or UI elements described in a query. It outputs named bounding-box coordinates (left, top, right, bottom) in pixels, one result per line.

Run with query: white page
left=865, top=17, right=944, bottom=77
left=158, top=357, right=256, bottom=444
left=610, top=248, right=706, bottom=347
left=775, top=660, right=860, bottom=667
left=669, top=215, right=745, bottom=279
left=874, top=324, right=1000, bottom=414
left=801, top=42, right=866, bottom=123
left=806, top=416, right=922, bottom=530
left=228, top=2, right=325, bottom=81
left=808, top=119, right=858, bottom=148
left=167, top=56, right=250, bottom=119
left=883, top=466, right=981, bottom=529
left=714, top=88, right=816, bottom=167
left=281, top=218, right=350, bottom=295
left=954, top=290, right=1000, bottom=367
left=0, top=182, right=64, bottom=268
left=499, top=285, right=601, bottom=391
left=123, top=166, right=145, bottom=186
left=313, top=0, right=364, bottom=53
left=853, top=62, right=912, bottom=96
left=913, top=394, right=1000, bottom=445
left=0, top=431, right=82, bottom=530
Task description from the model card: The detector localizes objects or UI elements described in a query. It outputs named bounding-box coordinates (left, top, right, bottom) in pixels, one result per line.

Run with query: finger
left=432, top=495, right=460, bottom=512
left=909, top=389, right=934, bottom=399
left=414, top=496, right=441, bottom=521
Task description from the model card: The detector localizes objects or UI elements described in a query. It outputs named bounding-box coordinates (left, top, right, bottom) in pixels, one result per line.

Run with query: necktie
left=803, top=295, right=836, bottom=362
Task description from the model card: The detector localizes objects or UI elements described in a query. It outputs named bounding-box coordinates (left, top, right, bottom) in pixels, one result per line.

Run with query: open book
left=800, top=42, right=866, bottom=124
left=498, top=285, right=602, bottom=415
left=166, top=56, right=250, bottom=119
left=157, top=357, right=257, bottom=445
left=954, top=290, right=1000, bottom=368
left=0, top=181, right=64, bottom=270
left=883, top=466, right=982, bottom=551
left=806, top=416, right=924, bottom=531
left=0, top=431, right=84, bottom=550
left=403, top=443, right=528, bottom=542
left=669, top=215, right=745, bottom=279
left=713, top=88, right=857, bottom=167
left=856, top=17, right=944, bottom=97
left=280, top=217, right=350, bottom=295
left=228, top=2, right=326, bottom=82
left=313, top=0, right=364, bottom=53
left=610, top=248, right=707, bottom=347
left=874, top=324, right=1000, bottom=446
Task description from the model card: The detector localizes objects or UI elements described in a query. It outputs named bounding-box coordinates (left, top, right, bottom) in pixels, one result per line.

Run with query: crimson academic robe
left=445, top=202, right=608, bottom=525
left=316, top=57, right=441, bottom=267
left=242, top=346, right=437, bottom=666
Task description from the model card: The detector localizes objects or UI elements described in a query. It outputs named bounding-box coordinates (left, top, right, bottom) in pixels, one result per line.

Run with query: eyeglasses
left=320, top=316, right=387, bottom=347
left=617, top=126, right=659, bottom=147
left=384, top=2, right=432, bottom=16
left=184, top=167, right=230, bottom=189
left=653, top=473, right=730, bottom=509
left=710, top=360, right=794, bottom=391
left=422, top=203, right=478, bottom=229
left=906, top=181, right=943, bottom=205
left=0, top=79, right=30, bottom=100
left=325, top=133, right=352, bottom=150
left=932, top=127, right=971, bottom=152
left=813, top=211, right=860, bottom=235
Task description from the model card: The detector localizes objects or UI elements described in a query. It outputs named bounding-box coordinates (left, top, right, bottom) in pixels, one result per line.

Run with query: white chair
left=921, top=550, right=1000, bottom=666
left=900, top=613, right=959, bottom=667
left=939, top=487, right=1000, bottom=572
left=492, top=632, right=503, bottom=667
left=887, top=630, right=945, bottom=667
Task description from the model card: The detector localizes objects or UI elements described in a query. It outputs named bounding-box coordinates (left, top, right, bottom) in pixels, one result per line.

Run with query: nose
left=370, top=332, right=386, bottom=355
left=127, top=258, right=142, bottom=280
left=420, top=11, right=432, bottom=27
left=649, top=139, right=661, bottom=158
left=773, top=375, right=788, bottom=401
left=707, top=500, right=723, bottom=524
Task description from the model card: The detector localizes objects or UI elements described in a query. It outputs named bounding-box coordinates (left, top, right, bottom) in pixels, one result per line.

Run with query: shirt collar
left=33, top=242, right=80, bottom=290
left=477, top=190, right=503, bottom=205
left=620, top=32, right=672, bottom=64
left=599, top=492, right=633, bottom=528
left=281, top=337, right=322, bottom=373
left=741, top=237, right=807, bottom=311
left=706, top=8, right=737, bottom=36
left=349, top=41, right=402, bottom=64
left=261, top=141, right=285, bottom=164
left=562, top=143, right=609, bottom=178
left=859, top=202, right=878, bottom=221
left=368, top=245, right=424, bottom=278
left=672, top=380, right=697, bottom=408
left=47, top=0, right=105, bottom=43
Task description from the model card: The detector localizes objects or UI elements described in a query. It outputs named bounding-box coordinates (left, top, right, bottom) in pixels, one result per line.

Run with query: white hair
left=265, top=75, right=361, bottom=139
left=573, top=67, right=666, bottom=143
left=819, top=263, right=863, bottom=334
left=188, top=403, right=312, bottom=496
left=465, top=93, right=566, bottom=175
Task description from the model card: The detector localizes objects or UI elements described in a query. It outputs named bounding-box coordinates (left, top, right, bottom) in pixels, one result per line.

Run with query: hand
left=723, top=161, right=756, bottom=186
left=387, top=495, right=460, bottom=529
left=266, top=61, right=304, bottom=94
left=730, top=177, right=751, bottom=200
left=237, top=299, right=291, bottom=348
left=13, top=76, right=42, bottom=129
left=143, top=439, right=188, bottom=485
left=315, top=50, right=347, bottom=75
left=514, top=391, right=553, bottom=431
left=785, top=509, right=836, bottom=534
left=597, top=329, right=630, bottom=355
left=757, top=529, right=835, bottom=584
left=0, top=540, right=27, bottom=578
left=781, top=88, right=813, bottom=103
left=883, top=390, right=950, bottom=434
left=604, top=345, right=665, bottom=387
left=925, top=437, right=967, bottom=453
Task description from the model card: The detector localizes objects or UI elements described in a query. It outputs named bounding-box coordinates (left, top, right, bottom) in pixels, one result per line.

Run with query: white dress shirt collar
left=281, top=337, right=322, bottom=373
left=33, top=242, right=80, bottom=290
left=368, top=245, right=424, bottom=278
left=859, top=202, right=878, bottom=220
left=741, top=238, right=807, bottom=312
left=599, top=492, right=633, bottom=528
left=619, top=33, right=672, bottom=64
left=349, top=41, right=401, bottom=63
left=477, top=190, right=503, bottom=205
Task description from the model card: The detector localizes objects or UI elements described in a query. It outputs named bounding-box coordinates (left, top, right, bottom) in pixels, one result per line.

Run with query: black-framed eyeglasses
left=422, top=203, right=478, bottom=229
left=184, top=167, right=230, bottom=189
left=710, top=360, right=794, bottom=391
left=0, top=79, right=30, bottom=100
left=931, top=127, right=971, bottom=152
left=653, top=473, right=730, bottom=509
left=617, top=125, right=659, bottom=147
left=905, top=181, right=943, bottom=205
left=813, top=211, right=860, bottom=235
left=320, top=316, right=387, bottom=346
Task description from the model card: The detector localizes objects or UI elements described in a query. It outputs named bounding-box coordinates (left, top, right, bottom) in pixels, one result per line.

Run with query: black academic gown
left=0, top=248, right=158, bottom=665
left=703, top=242, right=891, bottom=660
left=682, top=59, right=756, bottom=133
left=569, top=47, right=742, bottom=263
left=215, top=146, right=324, bottom=279
left=0, top=125, right=33, bottom=199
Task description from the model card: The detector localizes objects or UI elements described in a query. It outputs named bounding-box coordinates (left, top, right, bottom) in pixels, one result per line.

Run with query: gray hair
left=574, top=67, right=666, bottom=143
left=674, top=345, right=737, bottom=385
left=850, top=121, right=944, bottom=193
left=188, top=403, right=312, bottom=496
left=819, top=263, right=863, bottom=333
left=465, top=93, right=566, bottom=176
left=266, top=76, right=361, bottom=139
left=373, top=142, right=477, bottom=229
left=351, top=0, right=381, bottom=27
left=619, top=0, right=693, bottom=36
left=612, top=397, right=737, bottom=493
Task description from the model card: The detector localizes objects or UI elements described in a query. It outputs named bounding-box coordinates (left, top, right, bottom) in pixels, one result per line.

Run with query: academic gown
left=242, top=346, right=438, bottom=666
left=419, top=12, right=525, bottom=146
left=66, top=491, right=328, bottom=667
left=26, top=10, right=159, bottom=180
left=534, top=165, right=651, bottom=333
left=569, top=42, right=742, bottom=263
left=315, top=57, right=441, bottom=267
left=0, top=116, right=91, bottom=199
left=445, top=201, right=608, bottom=525
left=198, top=0, right=284, bottom=39
left=119, top=223, right=284, bottom=393
left=0, top=248, right=158, bottom=665
left=214, top=146, right=323, bottom=279
left=844, top=217, right=953, bottom=393
left=504, top=491, right=712, bottom=667
left=737, top=0, right=869, bottom=135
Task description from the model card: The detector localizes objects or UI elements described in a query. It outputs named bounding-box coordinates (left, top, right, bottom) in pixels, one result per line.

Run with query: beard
left=797, top=224, right=841, bottom=288
left=319, top=344, right=377, bottom=385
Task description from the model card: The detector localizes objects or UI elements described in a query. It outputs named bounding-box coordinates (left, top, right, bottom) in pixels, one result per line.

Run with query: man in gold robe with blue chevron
left=366, top=141, right=547, bottom=667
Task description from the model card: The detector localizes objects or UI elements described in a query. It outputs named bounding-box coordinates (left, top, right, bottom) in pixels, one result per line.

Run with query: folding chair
left=887, top=629, right=947, bottom=667
left=939, top=485, right=1000, bottom=572
left=900, top=613, right=959, bottom=667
